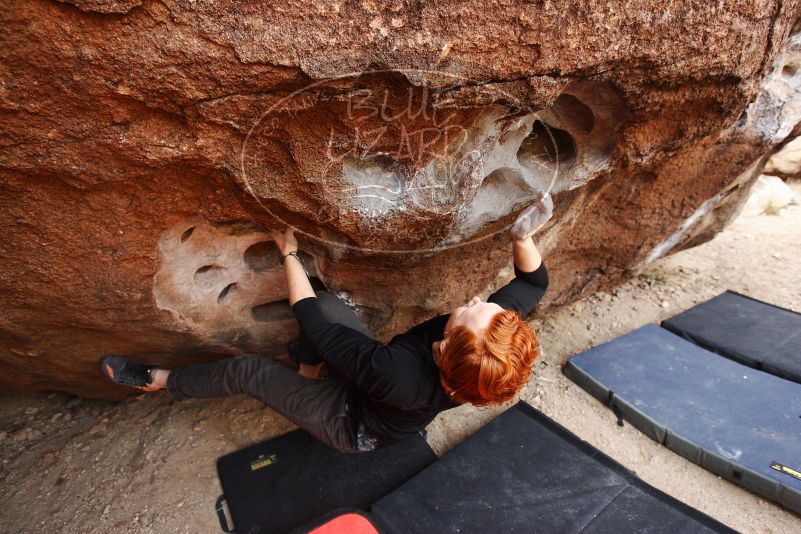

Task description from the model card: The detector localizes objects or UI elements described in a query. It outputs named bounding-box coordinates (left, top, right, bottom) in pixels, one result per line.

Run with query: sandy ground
left=1, top=183, right=800, bottom=534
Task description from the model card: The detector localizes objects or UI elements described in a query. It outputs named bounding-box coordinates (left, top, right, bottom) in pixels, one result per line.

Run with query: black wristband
left=280, top=250, right=300, bottom=264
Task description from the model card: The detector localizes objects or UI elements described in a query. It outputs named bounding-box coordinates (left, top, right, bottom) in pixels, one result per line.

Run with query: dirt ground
left=2, top=183, right=800, bottom=534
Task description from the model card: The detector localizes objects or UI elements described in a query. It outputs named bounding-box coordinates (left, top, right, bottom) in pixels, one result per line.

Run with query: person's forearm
left=512, top=236, right=542, bottom=273
left=283, top=254, right=316, bottom=305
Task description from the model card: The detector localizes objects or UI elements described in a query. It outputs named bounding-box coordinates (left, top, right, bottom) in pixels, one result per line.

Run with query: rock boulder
left=1, top=0, right=800, bottom=397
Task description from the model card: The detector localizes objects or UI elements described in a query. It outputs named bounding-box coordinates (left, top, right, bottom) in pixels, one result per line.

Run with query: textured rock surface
left=1, top=1, right=800, bottom=398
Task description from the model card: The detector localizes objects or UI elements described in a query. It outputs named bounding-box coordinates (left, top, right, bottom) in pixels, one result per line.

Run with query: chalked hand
left=511, top=192, right=553, bottom=241
left=270, top=227, right=298, bottom=256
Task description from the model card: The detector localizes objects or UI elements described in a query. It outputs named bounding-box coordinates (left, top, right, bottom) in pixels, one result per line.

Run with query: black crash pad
left=564, top=324, right=801, bottom=515
left=371, top=402, right=734, bottom=533
left=216, top=429, right=435, bottom=534
left=661, top=290, right=801, bottom=384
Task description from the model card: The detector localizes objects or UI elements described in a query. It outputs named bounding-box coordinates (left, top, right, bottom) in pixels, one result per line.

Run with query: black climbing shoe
left=100, top=355, right=155, bottom=388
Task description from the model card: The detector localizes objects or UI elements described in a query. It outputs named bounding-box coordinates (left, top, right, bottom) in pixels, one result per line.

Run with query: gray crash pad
left=564, top=324, right=801, bottom=515
left=662, top=290, right=801, bottom=384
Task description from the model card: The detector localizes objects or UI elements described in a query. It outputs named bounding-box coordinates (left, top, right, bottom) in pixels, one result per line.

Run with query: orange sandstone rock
left=1, top=0, right=799, bottom=397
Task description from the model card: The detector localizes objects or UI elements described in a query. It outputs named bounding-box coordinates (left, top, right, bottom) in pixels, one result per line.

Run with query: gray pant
left=167, top=291, right=373, bottom=454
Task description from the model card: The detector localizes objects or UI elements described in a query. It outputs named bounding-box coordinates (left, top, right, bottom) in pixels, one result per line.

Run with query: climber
left=100, top=193, right=553, bottom=453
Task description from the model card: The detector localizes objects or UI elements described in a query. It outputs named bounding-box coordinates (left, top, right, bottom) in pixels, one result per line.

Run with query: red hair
left=438, top=310, right=539, bottom=406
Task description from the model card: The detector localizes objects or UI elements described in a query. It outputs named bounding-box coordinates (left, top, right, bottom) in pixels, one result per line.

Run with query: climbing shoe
left=100, top=355, right=155, bottom=388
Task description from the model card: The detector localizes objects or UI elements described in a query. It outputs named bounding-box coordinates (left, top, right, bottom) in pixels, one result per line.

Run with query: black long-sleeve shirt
left=291, top=262, right=549, bottom=442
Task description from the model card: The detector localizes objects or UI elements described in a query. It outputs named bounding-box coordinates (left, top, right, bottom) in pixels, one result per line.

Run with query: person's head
left=436, top=296, right=539, bottom=406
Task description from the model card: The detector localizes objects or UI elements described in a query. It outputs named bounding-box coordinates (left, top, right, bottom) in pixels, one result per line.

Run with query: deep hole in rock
left=553, top=94, right=595, bottom=134
left=518, top=120, right=577, bottom=168
left=251, top=300, right=295, bottom=322
left=476, top=168, right=531, bottom=210
left=637, top=171, right=658, bottom=183
left=194, top=265, right=225, bottom=288
left=244, top=241, right=281, bottom=272
left=460, top=167, right=533, bottom=236
left=217, top=282, right=237, bottom=304
left=180, top=226, right=195, bottom=243
left=735, top=110, right=748, bottom=128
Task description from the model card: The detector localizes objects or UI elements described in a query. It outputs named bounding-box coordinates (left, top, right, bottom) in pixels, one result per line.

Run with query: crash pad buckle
left=215, top=495, right=234, bottom=533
